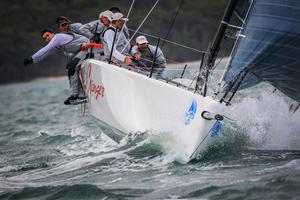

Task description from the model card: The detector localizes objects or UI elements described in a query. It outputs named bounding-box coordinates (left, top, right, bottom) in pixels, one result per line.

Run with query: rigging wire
left=214, top=0, right=254, bottom=96
left=161, top=0, right=185, bottom=49
left=121, top=0, right=160, bottom=54
left=116, top=0, right=135, bottom=46
left=118, top=0, right=207, bottom=91
left=128, top=28, right=207, bottom=54
left=137, top=55, right=181, bottom=64
left=110, top=0, right=135, bottom=62
left=117, top=0, right=135, bottom=44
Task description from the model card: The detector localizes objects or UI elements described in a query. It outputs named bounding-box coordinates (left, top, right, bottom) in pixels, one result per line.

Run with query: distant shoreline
left=0, top=75, right=67, bottom=86
left=33, top=76, right=67, bottom=81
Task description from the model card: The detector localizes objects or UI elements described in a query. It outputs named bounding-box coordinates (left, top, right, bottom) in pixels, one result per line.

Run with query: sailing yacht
left=80, top=0, right=300, bottom=163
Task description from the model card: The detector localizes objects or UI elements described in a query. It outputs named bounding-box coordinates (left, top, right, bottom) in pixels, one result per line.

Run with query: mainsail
left=222, top=0, right=300, bottom=103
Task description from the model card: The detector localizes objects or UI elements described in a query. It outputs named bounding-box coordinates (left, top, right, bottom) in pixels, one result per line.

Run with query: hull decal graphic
left=184, top=99, right=197, bottom=125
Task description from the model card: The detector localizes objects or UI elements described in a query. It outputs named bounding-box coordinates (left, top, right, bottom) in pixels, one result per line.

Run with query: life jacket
left=89, top=20, right=106, bottom=44
left=56, top=32, right=89, bottom=54
left=102, top=26, right=131, bottom=60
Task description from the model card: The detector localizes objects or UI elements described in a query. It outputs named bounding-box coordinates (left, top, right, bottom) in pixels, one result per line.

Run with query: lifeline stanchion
left=149, top=38, right=160, bottom=78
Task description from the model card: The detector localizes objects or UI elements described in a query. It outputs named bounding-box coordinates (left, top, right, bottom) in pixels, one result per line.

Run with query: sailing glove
left=24, top=57, right=33, bottom=66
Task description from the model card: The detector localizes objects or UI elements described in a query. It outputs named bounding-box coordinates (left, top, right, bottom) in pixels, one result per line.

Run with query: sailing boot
left=64, top=96, right=88, bottom=105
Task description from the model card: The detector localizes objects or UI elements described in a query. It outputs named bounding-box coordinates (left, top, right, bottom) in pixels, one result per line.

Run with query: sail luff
left=222, top=0, right=300, bottom=103
left=215, top=0, right=254, bottom=95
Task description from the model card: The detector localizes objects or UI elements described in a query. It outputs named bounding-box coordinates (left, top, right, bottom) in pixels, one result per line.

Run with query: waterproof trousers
left=66, top=51, right=86, bottom=97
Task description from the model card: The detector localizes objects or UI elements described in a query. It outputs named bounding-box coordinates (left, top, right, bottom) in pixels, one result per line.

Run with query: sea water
left=0, top=78, right=300, bottom=200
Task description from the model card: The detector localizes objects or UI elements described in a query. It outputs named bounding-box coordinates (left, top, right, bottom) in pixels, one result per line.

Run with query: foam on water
left=1, top=76, right=300, bottom=199
left=59, top=126, right=118, bottom=156
left=228, top=83, right=300, bottom=150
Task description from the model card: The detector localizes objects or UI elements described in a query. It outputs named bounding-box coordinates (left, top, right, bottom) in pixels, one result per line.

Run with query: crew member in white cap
left=23, top=28, right=93, bottom=105
left=132, top=35, right=166, bottom=77
left=79, top=10, right=113, bottom=40
left=79, top=10, right=113, bottom=60
left=102, top=12, right=135, bottom=65
left=108, top=6, right=130, bottom=39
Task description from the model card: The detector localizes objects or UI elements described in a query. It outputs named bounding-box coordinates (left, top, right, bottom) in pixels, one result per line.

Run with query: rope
left=128, top=28, right=207, bottom=54
left=138, top=55, right=181, bottom=64
left=161, top=0, right=185, bottom=49
left=116, top=0, right=135, bottom=46
left=121, top=0, right=160, bottom=54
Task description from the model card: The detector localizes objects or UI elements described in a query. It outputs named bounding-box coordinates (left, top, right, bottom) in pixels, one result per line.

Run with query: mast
left=206, top=0, right=238, bottom=68
left=195, top=0, right=238, bottom=95
left=214, top=0, right=253, bottom=96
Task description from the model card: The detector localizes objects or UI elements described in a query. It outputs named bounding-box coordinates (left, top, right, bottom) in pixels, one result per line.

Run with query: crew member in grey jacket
left=79, top=10, right=113, bottom=60
left=23, top=29, right=91, bottom=105
left=56, top=16, right=86, bottom=37
left=79, top=10, right=113, bottom=40
left=132, top=35, right=166, bottom=77
left=102, top=13, right=135, bottom=65
left=108, top=7, right=130, bottom=39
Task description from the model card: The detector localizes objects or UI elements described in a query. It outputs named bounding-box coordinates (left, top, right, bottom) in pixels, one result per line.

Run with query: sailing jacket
left=131, top=44, right=166, bottom=69
left=79, top=20, right=106, bottom=40
left=56, top=33, right=89, bottom=53
left=103, top=26, right=135, bottom=63
left=69, top=23, right=87, bottom=37
left=32, top=33, right=89, bottom=63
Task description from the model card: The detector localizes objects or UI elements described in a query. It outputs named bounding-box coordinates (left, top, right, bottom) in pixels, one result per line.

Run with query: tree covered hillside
left=0, top=0, right=227, bottom=83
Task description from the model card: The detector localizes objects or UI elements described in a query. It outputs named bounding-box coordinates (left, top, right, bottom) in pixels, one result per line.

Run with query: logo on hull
left=82, top=63, right=105, bottom=101
left=211, top=121, right=222, bottom=138
left=184, top=99, right=197, bottom=125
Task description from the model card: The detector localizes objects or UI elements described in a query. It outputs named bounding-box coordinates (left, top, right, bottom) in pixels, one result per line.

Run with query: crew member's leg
left=65, top=51, right=87, bottom=105
left=67, top=58, right=81, bottom=97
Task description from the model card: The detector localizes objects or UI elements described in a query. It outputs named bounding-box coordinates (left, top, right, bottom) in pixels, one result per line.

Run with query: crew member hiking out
left=23, top=28, right=102, bottom=105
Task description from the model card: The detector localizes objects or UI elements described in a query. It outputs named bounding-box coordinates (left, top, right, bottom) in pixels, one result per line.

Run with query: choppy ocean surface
left=0, top=77, right=300, bottom=200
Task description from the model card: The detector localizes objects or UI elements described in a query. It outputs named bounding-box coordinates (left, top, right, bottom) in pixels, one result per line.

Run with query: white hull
left=81, top=59, right=226, bottom=163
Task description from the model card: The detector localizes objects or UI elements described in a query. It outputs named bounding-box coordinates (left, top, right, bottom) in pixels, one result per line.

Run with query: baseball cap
left=99, top=10, right=113, bottom=20
left=111, top=12, right=128, bottom=21
left=136, top=35, right=148, bottom=44
left=56, top=16, right=70, bottom=26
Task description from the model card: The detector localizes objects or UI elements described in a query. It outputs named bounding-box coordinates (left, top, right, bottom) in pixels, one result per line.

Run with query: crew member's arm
left=24, top=34, right=73, bottom=66
left=32, top=34, right=73, bottom=63
left=131, top=46, right=141, bottom=61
